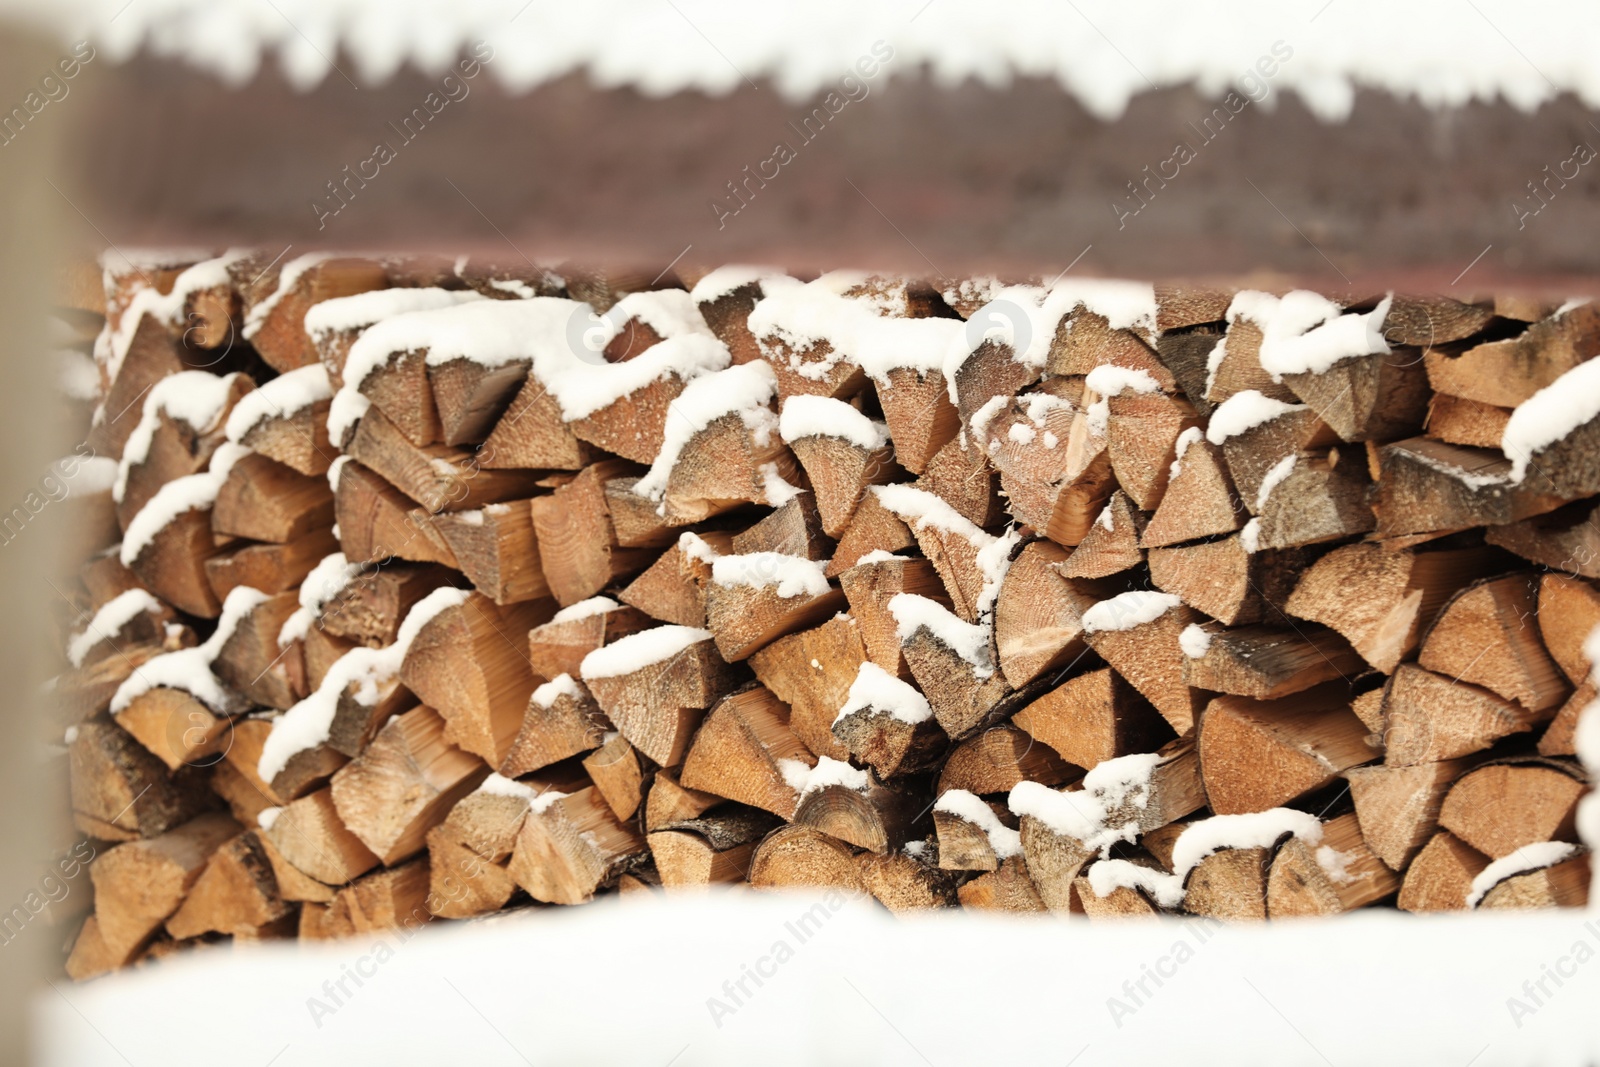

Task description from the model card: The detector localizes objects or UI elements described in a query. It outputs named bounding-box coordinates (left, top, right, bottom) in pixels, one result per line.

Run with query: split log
left=330, top=706, right=488, bottom=864
left=86, top=812, right=239, bottom=964
left=1537, top=574, right=1600, bottom=685
left=347, top=405, right=543, bottom=514
left=1486, top=497, right=1600, bottom=578
left=826, top=486, right=915, bottom=577
left=748, top=613, right=866, bottom=762
left=1148, top=536, right=1307, bottom=627
left=1381, top=664, right=1552, bottom=765
left=432, top=499, right=550, bottom=604
left=508, top=786, right=650, bottom=904
left=1346, top=756, right=1484, bottom=870
left=1266, top=813, right=1399, bottom=916
left=525, top=599, right=653, bottom=681
left=645, top=770, right=724, bottom=831
left=830, top=661, right=948, bottom=778
left=747, top=825, right=864, bottom=893
left=619, top=532, right=735, bottom=627
left=1376, top=438, right=1565, bottom=537
left=1080, top=593, right=1202, bottom=733
left=399, top=594, right=553, bottom=766
left=246, top=257, right=388, bottom=373
left=1153, top=329, right=1222, bottom=417
left=793, top=773, right=924, bottom=854
left=1427, top=393, right=1511, bottom=449
left=679, top=686, right=815, bottom=820
left=1198, top=687, right=1373, bottom=814
left=1059, top=491, right=1144, bottom=579
left=581, top=626, right=738, bottom=767
left=165, top=831, right=292, bottom=939
left=839, top=554, right=947, bottom=678
left=1417, top=573, right=1570, bottom=713
left=1247, top=449, right=1376, bottom=549
left=124, top=506, right=234, bottom=618
left=212, top=590, right=303, bottom=709
left=205, top=528, right=340, bottom=600
left=1284, top=542, right=1497, bottom=673
left=212, top=452, right=334, bottom=543
left=499, top=675, right=609, bottom=777
left=1011, top=667, right=1170, bottom=771
left=1479, top=853, right=1591, bottom=910
left=1437, top=761, right=1585, bottom=858
left=263, top=788, right=380, bottom=885
left=1140, top=433, right=1243, bottom=547
left=1182, top=624, right=1362, bottom=700
left=917, top=434, right=1005, bottom=529
left=936, top=724, right=1074, bottom=795
left=584, top=733, right=647, bottom=820
left=1280, top=349, right=1430, bottom=443
left=1182, top=846, right=1270, bottom=922
left=333, top=461, right=459, bottom=567
left=1397, top=831, right=1490, bottom=913
left=992, top=541, right=1095, bottom=690
left=648, top=808, right=774, bottom=888
left=956, top=857, right=1048, bottom=912
left=891, top=595, right=1012, bottom=740
left=530, top=459, right=656, bottom=606
left=603, top=476, right=679, bottom=550
left=1103, top=390, right=1202, bottom=511
left=69, top=721, right=216, bottom=840
left=731, top=495, right=831, bottom=560
left=335, top=859, right=432, bottom=934
left=856, top=850, right=959, bottom=911
left=1424, top=302, right=1600, bottom=407
left=318, top=561, right=455, bottom=647
left=702, top=554, right=845, bottom=661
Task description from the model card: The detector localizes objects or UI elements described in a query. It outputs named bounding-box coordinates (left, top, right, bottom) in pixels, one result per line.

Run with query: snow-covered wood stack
left=46, top=252, right=1600, bottom=978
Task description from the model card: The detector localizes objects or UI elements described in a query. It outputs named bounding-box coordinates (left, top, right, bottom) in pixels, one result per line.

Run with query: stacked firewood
left=47, top=252, right=1600, bottom=977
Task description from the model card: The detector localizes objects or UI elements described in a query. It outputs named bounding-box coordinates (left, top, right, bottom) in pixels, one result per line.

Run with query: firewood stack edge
left=44, top=252, right=1600, bottom=977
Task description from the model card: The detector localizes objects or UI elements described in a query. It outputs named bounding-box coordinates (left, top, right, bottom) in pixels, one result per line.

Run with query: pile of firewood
left=46, top=251, right=1599, bottom=978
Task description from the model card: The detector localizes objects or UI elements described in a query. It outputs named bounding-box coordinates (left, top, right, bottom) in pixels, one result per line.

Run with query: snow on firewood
left=115, top=371, right=249, bottom=501
left=550, top=596, right=622, bottom=623
left=634, top=360, right=777, bottom=501
left=224, top=364, right=332, bottom=443
left=106, top=251, right=250, bottom=379
left=1236, top=290, right=1393, bottom=381
left=689, top=265, right=783, bottom=303
left=777, top=394, right=890, bottom=450
left=835, top=661, right=934, bottom=725
left=578, top=625, right=714, bottom=681
left=1179, top=623, right=1213, bottom=659
left=1502, top=355, right=1600, bottom=483
left=887, top=593, right=993, bottom=676
left=1008, top=751, right=1164, bottom=853
left=1466, top=842, right=1580, bottom=908
left=531, top=674, right=584, bottom=709
left=1081, top=590, right=1181, bottom=633
left=119, top=442, right=251, bottom=565
left=277, top=552, right=367, bottom=647
left=1083, top=364, right=1161, bottom=435
left=1205, top=389, right=1306, bottom=445
left=66, top=589, right=163, bottom=668
left=935, top=788, right=1023, bottom=859
left=1255, top=453, right=1297, bottom=511
left=710, top=552, right=830, bottom=599
left=749, top=276, right=966, bottom=383
left=779, top=755, right=871, bottom=798
left=242, top=252, right=337, bottom=339
left=304, top=286, right=485, bottom=340
left=257, top=587, right=469, bottom=781
left=110, top=585, right=266, bottom=715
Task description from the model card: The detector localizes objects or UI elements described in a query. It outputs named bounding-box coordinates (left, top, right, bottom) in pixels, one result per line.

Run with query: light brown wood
left=1183, top=846, right=1269, bottom=922
left=993, top=540, right=1094, bottom=688
left=1426, top=302, right=1600, bottom=407
left=839, top=554, right=947, bottom=678
left=1267, top=813, right=1400, bottom=917
left=347, top=403, right=543, bottom=514
left=1140, top=435, right=1243, bottom=547
left=400, top=594, right=554, bottom=767
left=330, top=705, right=488, bottom=864
left=582, top=628, right=738, bottom=767
left=1198, top=687, right=1374, bottom=814
left=702, top=560, right=845, bottom=661
left=508, top=786, right=650, bottom=904
left=1082, top=597, right=1202, bottom=733
left=1346, top=756, right=1483, bottom=870
left=1397, top=831, right=1489, bottom=913
left=87, top=812, right=240, bottom=962
left=937, top=724, right=1075, bottom=796
left=264, top=788, right=380, bottom=885
left=1381, top=664, right=1551, bottom=766
left=499, top=676, right=610, bottom=778
left=69, top=721, right=215, bottom=840
left=1059, top=490, right=1144, bottom=579
left=1285, top=543, right=1496, bottom=673
left=1479, top=853, right=1591, bottom=910
left=748, top=614, right=865, bottom=762
left=432, top=498, right=551, bottom=604
left=1011, top=666, right=1170, bottom=772
left=530, top=459, right=655, bottom=606
left=584, top=733, right=646, bottom=820
left=826, top=486, right=915, bottom=578
left=1438, top=762, right=1585, bottom=858
left=1419, top=573, right=1570, bottom=712
left=1486, top=498, right=1600, bottom=578
left=1183, top=624, right=1363, bottom=700
left=525, top=600, right=653, bottom=682
left=1426, top=392, right=1511, bottom=449
left=1280, top=348, right=1430, bottom=443
left=679, top=686, right=815, bottom=820
left=333, top=460, right=459, bottom=566
left=165, top=831, right=292, bottom=939
left=747, top=825, right=864, bottom=893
